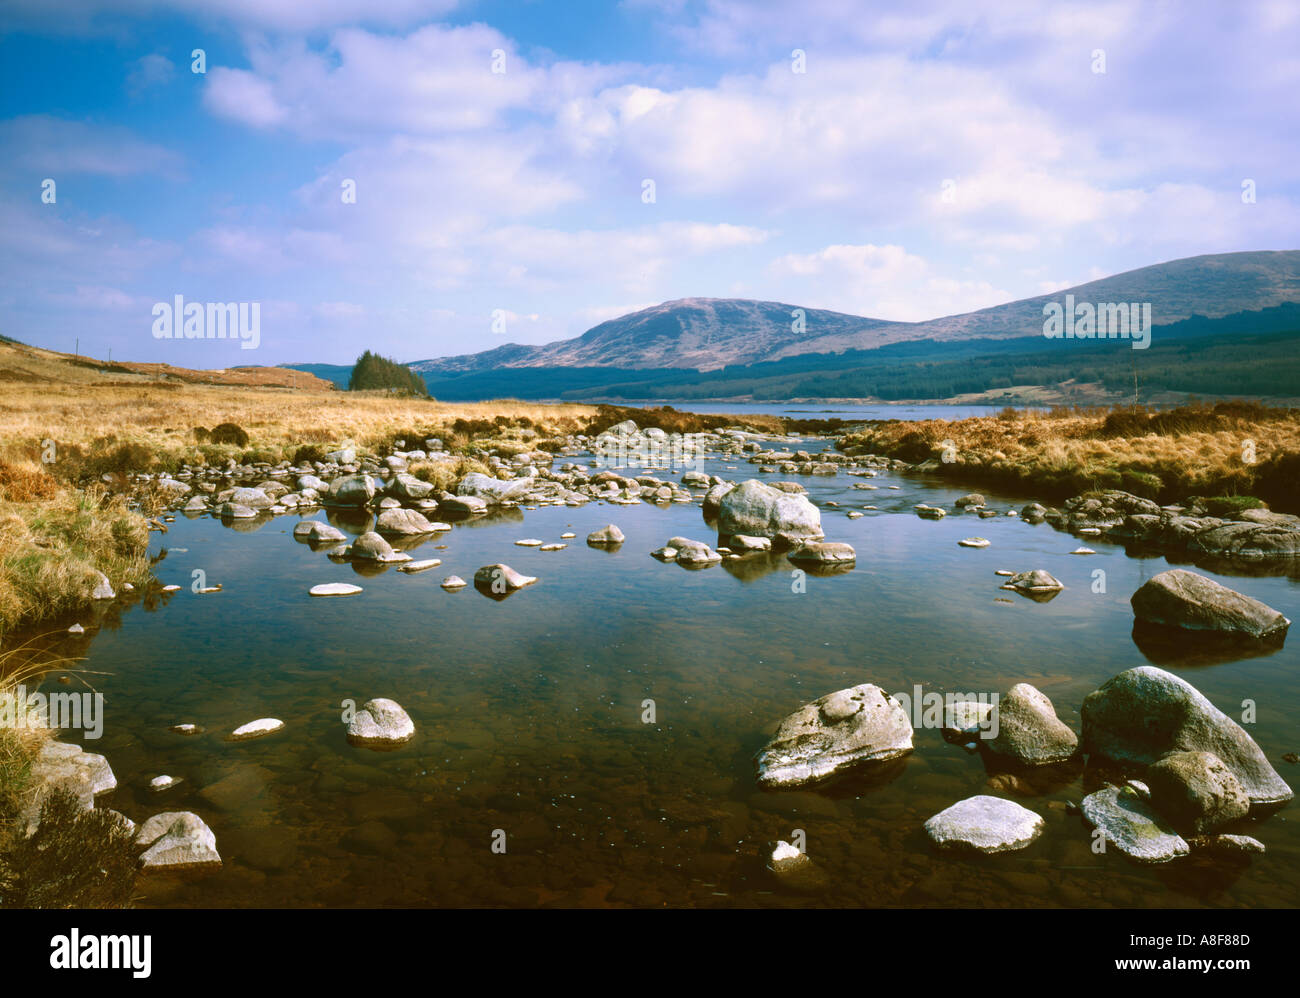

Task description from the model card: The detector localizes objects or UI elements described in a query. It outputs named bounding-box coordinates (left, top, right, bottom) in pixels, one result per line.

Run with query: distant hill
left=405, top=251, right=1300, bottom=375
left=0, top=338, right=335, bottom=389
left=413, top=302, right=1300, bottom=403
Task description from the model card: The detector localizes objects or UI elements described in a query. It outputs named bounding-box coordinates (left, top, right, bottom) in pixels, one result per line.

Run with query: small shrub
left=1120, top=470, right=1163, bottom=499
left=209, top=422, right=249, bottom=446
left=0, top=788, right=138, bottom=908
left=1203, top=495, right=1265, bottom=517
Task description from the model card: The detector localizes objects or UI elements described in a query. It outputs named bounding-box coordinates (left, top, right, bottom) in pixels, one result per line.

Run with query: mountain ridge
left=410, top=250, right=1300, bottom=374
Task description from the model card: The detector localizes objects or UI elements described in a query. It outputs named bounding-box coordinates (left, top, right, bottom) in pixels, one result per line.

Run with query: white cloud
left=767, top=243, right=1010, bottom=320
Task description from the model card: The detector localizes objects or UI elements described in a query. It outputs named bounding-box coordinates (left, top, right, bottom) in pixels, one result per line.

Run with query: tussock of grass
left=407, top=456, right=492, bottom=492
left=0, top=486, right=151, bottom=640
left=840, top=402, right=1300, bottom=510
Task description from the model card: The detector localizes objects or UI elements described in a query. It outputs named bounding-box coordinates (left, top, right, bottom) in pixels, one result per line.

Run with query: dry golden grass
left=841, top=402, right=1300, bottom=510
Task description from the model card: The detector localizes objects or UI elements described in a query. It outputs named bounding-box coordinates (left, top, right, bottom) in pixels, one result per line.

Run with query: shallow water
left=38, top=443, right=1300, bottom=907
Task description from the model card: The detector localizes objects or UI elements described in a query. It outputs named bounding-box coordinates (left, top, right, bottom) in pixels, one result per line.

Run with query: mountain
left=409, top=251, right=1300, bottom=374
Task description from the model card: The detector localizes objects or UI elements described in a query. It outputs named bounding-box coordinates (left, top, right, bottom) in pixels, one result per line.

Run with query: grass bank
left=838, top=401, right=1300, bottom=510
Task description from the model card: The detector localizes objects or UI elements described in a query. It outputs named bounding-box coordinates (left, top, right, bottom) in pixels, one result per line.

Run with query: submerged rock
left=765, top=840, right=828, bottom=891
left=755, top=684, right=913, bottom=788
left=1186, top=833, right=1266, bottom=855
left=347, top=698, right=415, bottom=748
left=1081, top=666, right=1293, bottom=808
left=1081, top=785, right=1189, bottom=864
left=1131, top=569, right=1289, bottom=641
left=924, top=795, right=1044, bottom=854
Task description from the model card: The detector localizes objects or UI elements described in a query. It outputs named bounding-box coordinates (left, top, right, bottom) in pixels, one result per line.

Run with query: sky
left=1, top=0, right=1297, bottom=368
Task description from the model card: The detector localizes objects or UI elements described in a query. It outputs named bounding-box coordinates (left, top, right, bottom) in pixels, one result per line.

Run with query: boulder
left=375, top=508, right=437, bottom=536
left=1081, top=666, right=1293, bottom=807
left=439, top=495, right=488, bottom=516
left=1007, top=570, right=1064, bottom=593
left=924, top=795, right=1044, bottom=853
left=137, top=812, right=222, bottom=870
left=1081, top=785, right=1189, bottom=863
left=668, top=537, right=722, bottom=566
left=328, top=474, right=377, bottom=506
left=347, top=531, right=409, bottom=562
left=1145, top=750, right=1251, bottom=834
left=587, top=524, right=625, bottom=545
left=755, top=684, right=913, bottom=788
left=473, top=564, right=537, bottom=591
left=293, top=520, right=347, bottom=543
left=1131, top=569, right=1289, bottom=640
left=787, top=541, right=856, bottom=565
left=987, top=683, right=1078, bottom=765
left=21, top=740, right=116, bottom=834
left=954, top=493, right=986, bottom=508
left=457, top=472, right=535, bottom=506
left=717, top=479, right=823, bottom=541
left=346, top=698, right=415, bottom=747
left=90, top=571, right=115, bottom=600
left=1186, top=521, right=1300, bottom=560
left=729, top=534, right=771, bottom=553
left=230, top=487, right=274, bottom=509
left=387, top=472, right=435, bottom=501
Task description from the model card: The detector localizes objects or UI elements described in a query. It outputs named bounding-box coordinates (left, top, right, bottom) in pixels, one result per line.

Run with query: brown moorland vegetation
left=0, top=345, right=782, bottom=640
left=839, top=401, right=1300, bottom=510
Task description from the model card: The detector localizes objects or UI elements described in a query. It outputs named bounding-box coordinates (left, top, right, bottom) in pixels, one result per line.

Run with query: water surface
left=47, top=442, right=1300, bottom=907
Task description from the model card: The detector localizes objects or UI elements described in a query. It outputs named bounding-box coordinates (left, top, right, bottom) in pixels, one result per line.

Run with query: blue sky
left=1, top=0, right=1297, bottom=367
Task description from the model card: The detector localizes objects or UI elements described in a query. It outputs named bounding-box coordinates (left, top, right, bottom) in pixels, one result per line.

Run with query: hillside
left=0, top=337, right=335, bottom=390
left=407, top=250, right=1300, bottom=375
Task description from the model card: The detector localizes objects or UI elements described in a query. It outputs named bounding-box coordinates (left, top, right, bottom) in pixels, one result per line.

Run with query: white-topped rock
left=924, top=795, right=1045, bottom=854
